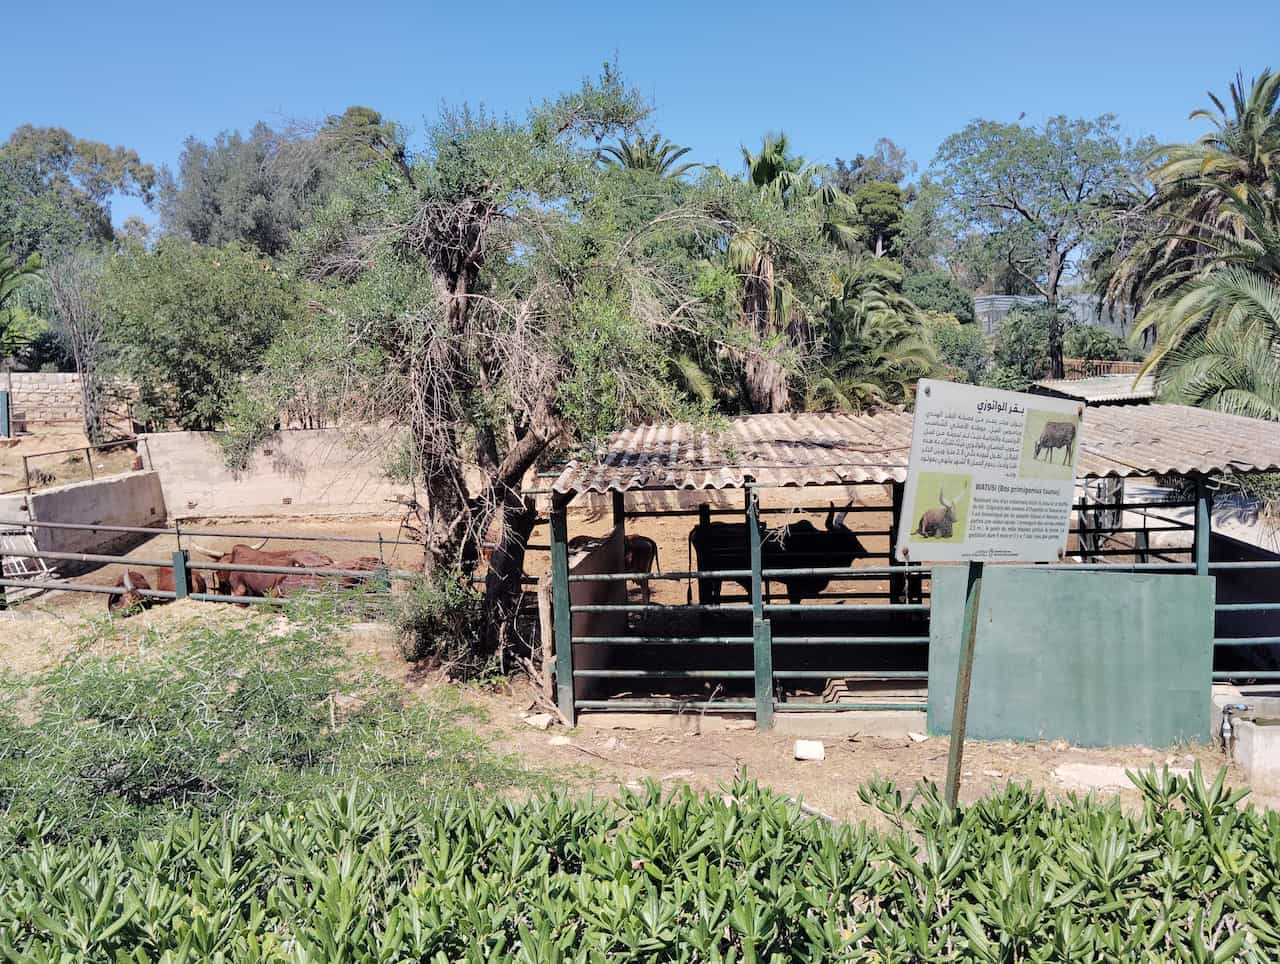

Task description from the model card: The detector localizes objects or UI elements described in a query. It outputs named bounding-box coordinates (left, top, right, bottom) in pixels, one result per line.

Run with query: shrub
left=1063, top=324, right=1137, bottom=361
left=924, top=311, right=989, bottom=383
left=0, top=769, right=1272, bottom=960
left=0, top=605, right=523, bottom=839
left=986, top=306, right=1053, bottom=389
left=904, top=270, right=974, bottom=323
left=394, top=571, right=485, bottom=668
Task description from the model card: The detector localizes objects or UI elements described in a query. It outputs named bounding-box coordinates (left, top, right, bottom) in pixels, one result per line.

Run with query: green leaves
left=0, top=769, right=1274, bottom=960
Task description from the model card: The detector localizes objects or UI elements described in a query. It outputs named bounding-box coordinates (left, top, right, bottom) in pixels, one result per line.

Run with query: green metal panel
left=171, top=550, right=190, bottom=599
left=0, top=391, right=9, bottom=438
left=753, top=618, right=774, bottom=729
left=1195, top=481, right=1213, bottom=576
left=549, top=501, right=575, bottom=725
left=928, top=566, right=1214, bottom=746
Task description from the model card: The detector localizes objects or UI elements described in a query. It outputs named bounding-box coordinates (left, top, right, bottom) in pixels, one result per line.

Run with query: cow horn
left=939, top=488, right=951, bottom=510
left=833, top=499, right=854, bottom=529
left=123, top=571, right=134, bottom=591
left=187, top=542, right=224, bottom=559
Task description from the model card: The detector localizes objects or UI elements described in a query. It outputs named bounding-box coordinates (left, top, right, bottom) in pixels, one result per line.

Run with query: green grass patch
left=0, top=770, right=1275, bottom=960
left=0, top=599, right=529, bottom=841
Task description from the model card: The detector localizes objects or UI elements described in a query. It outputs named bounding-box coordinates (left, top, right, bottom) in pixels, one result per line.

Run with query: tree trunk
left=1045, top=243, right=1065, bottom=379
left=480, top=492, right=538, bottom=658
left=741, top=254, right=788, bottom=413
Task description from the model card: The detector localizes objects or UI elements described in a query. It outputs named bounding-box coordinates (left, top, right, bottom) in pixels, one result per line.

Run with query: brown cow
left=624, top=535, right=660, bottom=604
left=108, top=567, right=209, bottom=615
left=268, top=557, right=386, bottom=597
left=189, top=542, right=334, bottom=598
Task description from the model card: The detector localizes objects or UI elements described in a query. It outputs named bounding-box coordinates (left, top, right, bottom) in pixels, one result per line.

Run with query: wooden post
left=550, top=496, right=576, bottom=725
left=944, top=560, right=985, bottom=809
left=86, top=446, right=94, bottom=481
left=1195, top=479, right=1213, bottom=577
left=612, top=490, right=625, bottom=530
left=171, top=549, right=191, bottom=599
left=748, top=487, right=772, bottom=729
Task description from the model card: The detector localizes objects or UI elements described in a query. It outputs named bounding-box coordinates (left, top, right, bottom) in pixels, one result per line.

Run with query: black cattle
left=1034, top=420, right=1077, bottom=464
left=689, top=505, right=868, bottom=605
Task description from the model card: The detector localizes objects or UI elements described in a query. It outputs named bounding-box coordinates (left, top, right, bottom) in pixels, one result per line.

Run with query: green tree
left=598, top=134, right=698, bottom=179
left=729, top=132, right=859, bottom=411
left=924, top=312, right=989, bottom=384
left=0, top=126, right=155, bottom=258
left=832, top=137, right=915, bottom=191
left=903, top=269, right=974, bottom=323
left=102, top=240, right=300, bottom=430
left=851, top=181, right=903, bottom=256
left=239, top=66, right=694, bottom=657
left=1107, top=70, right=1280, bottom=313
left=0, top=230, right=43, bottom=358
left=808, top=259, right=936, bottom=409
left=1062, top=325, right=1134, bottom=361
left=986, top=305, right=1056, bottom=390
left=934, top=115, right=1146, bottom=377
left=157, top=108, right=406, bottom=257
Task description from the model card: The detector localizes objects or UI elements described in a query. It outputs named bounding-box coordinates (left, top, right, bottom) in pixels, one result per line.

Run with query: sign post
left=896, top=379, right=1084, bottom=808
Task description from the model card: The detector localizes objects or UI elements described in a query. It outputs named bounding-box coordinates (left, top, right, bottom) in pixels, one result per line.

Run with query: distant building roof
left=553, top=406, right=1280, bottom=495
left=1032, top=375, right=1155, bottom=405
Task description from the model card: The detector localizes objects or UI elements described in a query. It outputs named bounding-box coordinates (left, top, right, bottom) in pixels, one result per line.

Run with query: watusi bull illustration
left=913, top=487, right=965, bottom=539
left=1034, top=420, right=1077, bottom=465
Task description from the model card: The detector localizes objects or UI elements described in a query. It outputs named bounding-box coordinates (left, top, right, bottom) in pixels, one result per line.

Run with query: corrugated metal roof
left=553, top=405, right=1280, bottom=495
left=1032, top=375, right=1155, bottom=404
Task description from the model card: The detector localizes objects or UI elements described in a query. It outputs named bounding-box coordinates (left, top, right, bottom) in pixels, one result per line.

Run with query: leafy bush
left=924, top=311, right=989, bottom=383
left=0, top=769, right=1273, bottom=960
left=0, top=605, right=522, bottom=840
left=986, top=306, right=1052, bottom=389
left=394, top=571, right=486, bottom=667
left=904, top=270, right=974, bottom=323
left=1063, top=324, right=1137, bottom=361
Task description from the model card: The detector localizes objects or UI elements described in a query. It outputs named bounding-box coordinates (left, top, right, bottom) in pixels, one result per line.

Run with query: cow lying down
left=107, top=542, right=385, bottom=615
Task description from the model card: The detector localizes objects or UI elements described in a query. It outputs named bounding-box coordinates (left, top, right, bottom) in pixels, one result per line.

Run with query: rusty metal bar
left=0, top=548, right=172, bottom=568
left=0, top=577, right=174, bottom=599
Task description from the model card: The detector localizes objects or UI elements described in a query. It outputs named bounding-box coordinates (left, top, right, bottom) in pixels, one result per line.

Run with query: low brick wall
left=3, top=373, right=135, bottom=431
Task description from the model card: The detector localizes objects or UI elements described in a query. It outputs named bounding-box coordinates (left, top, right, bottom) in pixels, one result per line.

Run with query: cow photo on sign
left=1020, top=410, right=1079, bottom=481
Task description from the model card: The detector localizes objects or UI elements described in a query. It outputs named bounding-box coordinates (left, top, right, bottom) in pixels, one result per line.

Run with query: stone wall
left=4, top=373, right=86, bottom=427
left=2, top=373, right=133, bottom=431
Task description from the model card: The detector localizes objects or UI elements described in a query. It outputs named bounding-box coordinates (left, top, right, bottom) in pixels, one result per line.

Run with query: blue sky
left=6, top=0, right=1278, bottom=227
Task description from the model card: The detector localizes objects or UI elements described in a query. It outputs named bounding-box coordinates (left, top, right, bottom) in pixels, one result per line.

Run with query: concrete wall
left=0, top=470, right=166, bottom=557
left=141, top=429, right=410, bottom=518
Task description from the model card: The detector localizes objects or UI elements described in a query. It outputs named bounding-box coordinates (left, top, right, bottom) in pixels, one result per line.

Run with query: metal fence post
left=86, top=446, right=94, bottom=481
left=550, top=496, right=575, bottom=725
left=1195, top=479, right=1213, bottom=577
left=0, top=390, right=9, bottom=438
left=747, top=487, right=772, bottom=729
left=171, top=549, right=190, bottom=599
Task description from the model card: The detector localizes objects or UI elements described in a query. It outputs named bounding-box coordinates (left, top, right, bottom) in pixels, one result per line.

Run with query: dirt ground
left=0, top=427, right=141, bottom=495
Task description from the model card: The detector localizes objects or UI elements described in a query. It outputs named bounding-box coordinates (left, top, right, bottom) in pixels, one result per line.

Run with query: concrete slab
left=773, top=710, right=926, bottom=739
left=1232, top=721, right=1280, bottom=789
left=1053, top=762, right=1190, bottom=794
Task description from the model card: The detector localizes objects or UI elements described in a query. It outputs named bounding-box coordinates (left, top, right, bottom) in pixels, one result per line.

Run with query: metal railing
left=2, top=437, right=154, bottom=496
left=0, top=516, right=419, bottom=610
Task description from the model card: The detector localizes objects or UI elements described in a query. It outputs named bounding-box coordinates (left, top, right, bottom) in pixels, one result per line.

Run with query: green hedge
left=0, top=769, right=1274, bottom=961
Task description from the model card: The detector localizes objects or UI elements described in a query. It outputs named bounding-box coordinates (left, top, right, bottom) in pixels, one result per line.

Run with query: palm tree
left=1108, top=69, right=1280, bottom=311
left=808, top=260, right=936, bottom=410
left=598, top=134, right=699, bottom=179
left=1134, top=175, right=1280, bottom=418
left=0, top=231, right=43, bottom=359
left=731, top=134, right=863, bottom=412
